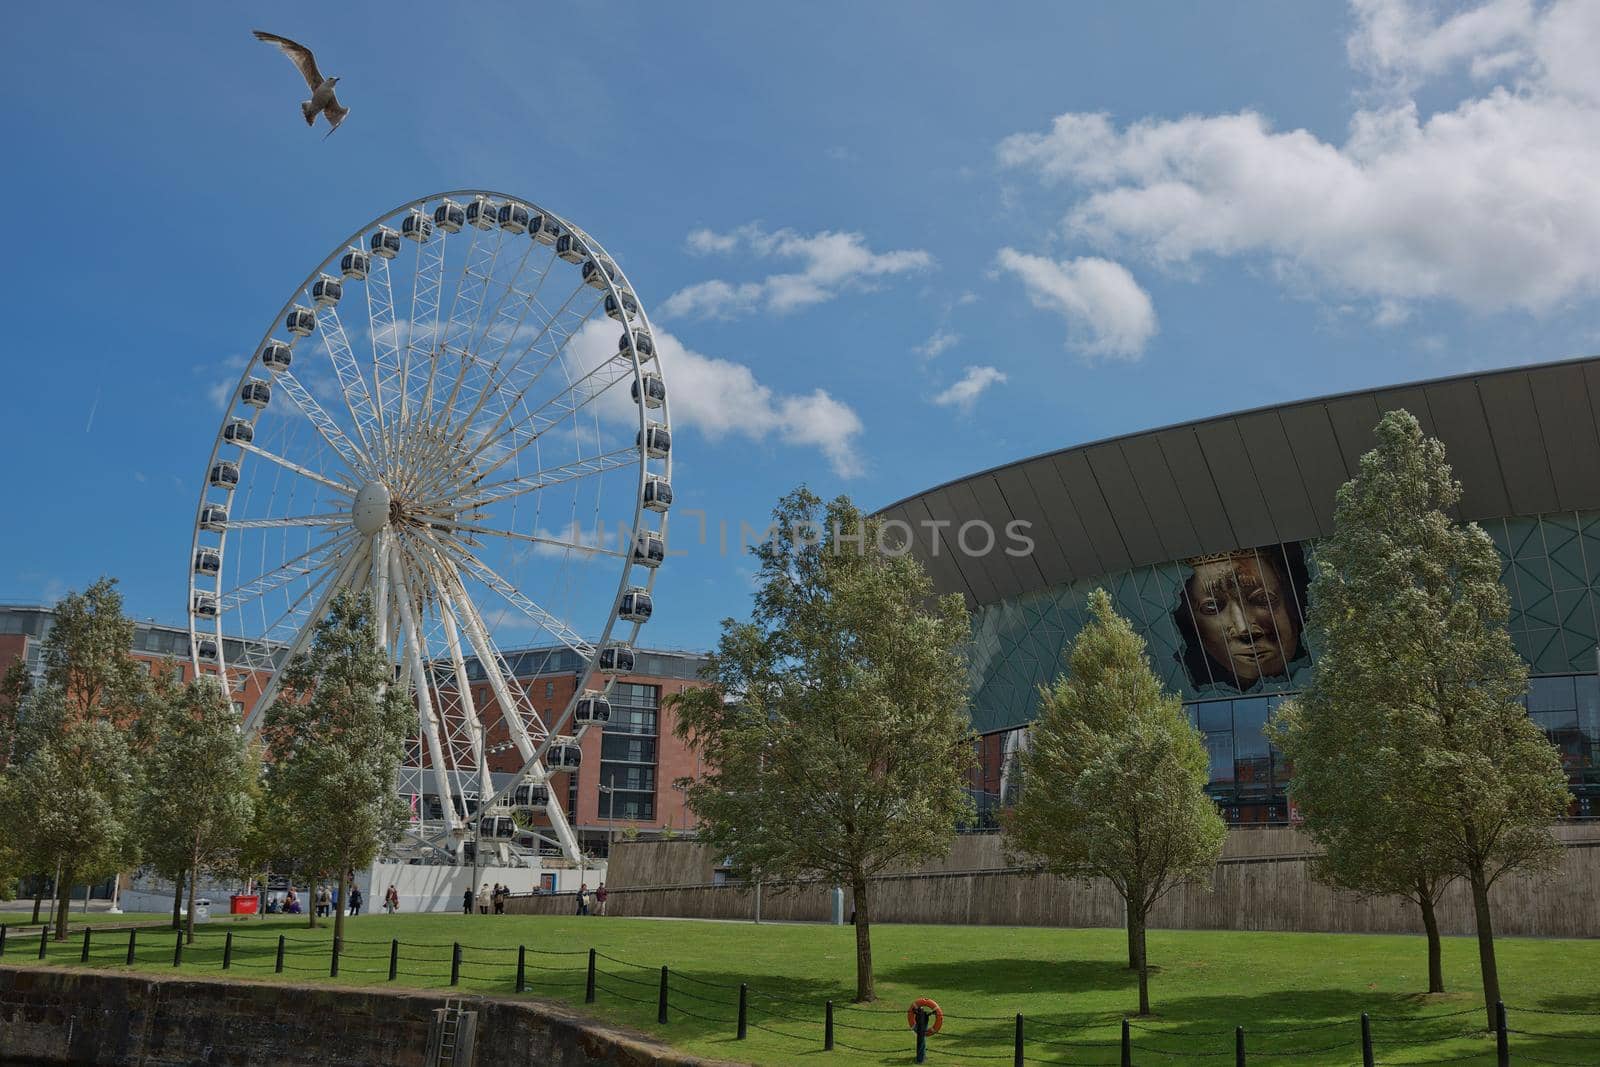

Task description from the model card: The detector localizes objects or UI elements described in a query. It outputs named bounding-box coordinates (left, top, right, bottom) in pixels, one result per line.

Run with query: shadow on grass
left=880, top=956, right=1135, bottom=997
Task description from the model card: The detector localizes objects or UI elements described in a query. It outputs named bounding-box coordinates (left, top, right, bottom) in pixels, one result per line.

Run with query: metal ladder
left=436, top=998, right=466, bottom=1066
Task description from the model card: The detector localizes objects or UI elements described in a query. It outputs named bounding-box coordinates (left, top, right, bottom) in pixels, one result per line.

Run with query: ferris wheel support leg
left=388, top=543, right=464, bottom=845
left=439, top=599, right=494, bottom=805
left=240, top=540, right=370, bottom=735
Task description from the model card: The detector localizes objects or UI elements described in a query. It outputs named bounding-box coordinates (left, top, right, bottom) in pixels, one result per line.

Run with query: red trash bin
left=230, top=894, right=260, bottom=915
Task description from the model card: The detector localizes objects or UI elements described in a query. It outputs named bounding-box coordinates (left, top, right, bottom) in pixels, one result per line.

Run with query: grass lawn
left=8, top=913, right=1600, bottom=1065
left=0, top=910, right=169, bottom=928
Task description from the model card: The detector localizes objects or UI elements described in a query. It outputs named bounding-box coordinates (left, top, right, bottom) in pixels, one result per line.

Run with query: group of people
left=464, top=882, right=514, bottom=915
left=255, top=877, right=384, bottom=917
left=575, top=881, right=608, bottom=916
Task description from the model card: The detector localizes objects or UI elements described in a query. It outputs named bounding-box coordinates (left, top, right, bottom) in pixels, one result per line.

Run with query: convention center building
left=878, top=355, right=1600, bottom=825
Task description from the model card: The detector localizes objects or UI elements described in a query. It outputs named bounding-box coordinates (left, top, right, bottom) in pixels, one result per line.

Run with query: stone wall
left=510, top=823, right=1600, bottom=938
left=0, top=966, right=733, bottom=1066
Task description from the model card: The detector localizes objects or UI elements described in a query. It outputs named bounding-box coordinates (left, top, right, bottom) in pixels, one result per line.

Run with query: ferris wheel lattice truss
left=187, top=190, right=673, bottom=866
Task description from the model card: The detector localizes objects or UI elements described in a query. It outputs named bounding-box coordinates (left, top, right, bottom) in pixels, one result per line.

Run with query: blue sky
left=4, top=1, right=1599, bottom=652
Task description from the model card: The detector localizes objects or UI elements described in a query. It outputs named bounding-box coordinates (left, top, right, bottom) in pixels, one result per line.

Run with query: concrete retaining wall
left=511, top=824, right=1600, bottom=938
left=0, top=966, right=732, bottom=1066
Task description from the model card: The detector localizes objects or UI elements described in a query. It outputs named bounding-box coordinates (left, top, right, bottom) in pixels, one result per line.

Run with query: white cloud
left=994, top=248, right=1158, bottom=359
left=570, top=320, right=867, bottom=478
left=662, top=224, right=934, bottom=320
left=915, top=328, right=962, bottom=359
left=932, top=366, right=1009, bottom=412
left=997, top=0, right=1600, bottom=320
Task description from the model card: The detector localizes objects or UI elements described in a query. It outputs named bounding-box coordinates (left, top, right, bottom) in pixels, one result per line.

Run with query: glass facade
left=965, top=510, right=1600, bottom=823
left=599, top=682, right=658, bottom=821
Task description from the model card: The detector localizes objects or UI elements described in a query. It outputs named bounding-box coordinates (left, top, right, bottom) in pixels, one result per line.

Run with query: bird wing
left=321, top=96, right=349, bottom=140
left=253, top=30, right=323, bottom=90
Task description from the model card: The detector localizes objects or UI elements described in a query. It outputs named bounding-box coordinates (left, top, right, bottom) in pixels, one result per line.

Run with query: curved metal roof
left=877, top=354, right=1600, bottom=609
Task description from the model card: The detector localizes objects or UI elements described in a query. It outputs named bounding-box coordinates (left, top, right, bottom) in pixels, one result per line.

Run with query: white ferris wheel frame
left=186, top=189, right=672, bottom=866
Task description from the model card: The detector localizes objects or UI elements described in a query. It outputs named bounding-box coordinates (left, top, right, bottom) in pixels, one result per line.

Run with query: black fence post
left=1496, top=1001, right=1509, bottom=1067
left=223, top=930, right=233, bottom=970
left=173, top=930, right=184, bottom=968
left=450, top=942, right=461, bottom=987
left=1121, top=1018, right=1132, bottom=1067
left=80, top=927, right=91, bottom=963
left=1, top=923, right=8, bottom=957
left=1014, top=1013, right=1024, bottom=1067
left=330, top=936, right=340, bottom=978
left=914, top=1006, right=929, bottom=1064
left=275, top=934, right=285, bottom=974
left=1235, top=1025, right=1246, bottom=1067
left=126, top=928, right=137, bottom=966
left=1361, top=1011, right=1373, bottom=1067
left=585, top=948, right=596, bottom=1003
left=737, top=983, right=748, bottom=1040
left=825, top=1000, right=834, bottom=1051
left=388, top=938, right=398, bottom=982
left=37, top=925, right=47, bottom=960
left=516, top=945, right=526, bottom=993
left=657, top=966, right=669, bottom=1025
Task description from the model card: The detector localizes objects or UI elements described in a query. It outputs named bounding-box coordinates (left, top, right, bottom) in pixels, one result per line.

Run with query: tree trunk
left=1125, top=898, right=1139, bottom=969
left=1467, top=864, right=1501, bottom=1032
left=53, top=866, right=73, bottom=941
left=185, top=859, right=200, bottom=946
left=852, top=876, right=875, bottom=1003
left=30, top=877, right=44, bottom=924
left=333, top=858, right=347, bottom=951
left=171, top=872, right=186, bottom=930
left=1418, top=891, right=1445, bottom=994
left=1132, top=906, right=1151, bottom=1016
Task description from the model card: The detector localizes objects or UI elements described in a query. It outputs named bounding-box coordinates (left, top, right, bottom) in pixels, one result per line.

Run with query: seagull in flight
left=253, top=31, right=349, bottom=139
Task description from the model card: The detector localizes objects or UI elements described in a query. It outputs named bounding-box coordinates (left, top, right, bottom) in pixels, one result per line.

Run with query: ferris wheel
left=187, top=190, right=672, bottom=864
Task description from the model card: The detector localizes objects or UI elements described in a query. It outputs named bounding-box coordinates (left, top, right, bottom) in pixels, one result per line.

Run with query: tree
left=260, top=590, right=411, bottom=943
left=39, top=577, right=148, bottom=724
left=669, top=489, right=975, bottom=1002
left=1006, top=589, right=1226, bottom=1016
left=2, top=685, right=137, bottom=939
left=138, top=678, right=260, bottom=943
left=1271, top=410, right=1569, bottom=1030
left=0, top=660, right=30, bottom=771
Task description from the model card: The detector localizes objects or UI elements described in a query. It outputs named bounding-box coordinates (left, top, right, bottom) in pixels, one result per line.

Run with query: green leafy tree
left=0, top=660, right=30, bottom=771
left=670, top=489, right=975, bottom=1002
left=2, top=685, right=137, bottom=939
left=138, top=678, right=260, bottom=943
left=1006, top=589, right=1226, bottom=1016
left=40, top=577, right=148, bottom=723
left=261, top=590, right=411, bottom=942
left=1271, top=410, right=1569, bottom=1029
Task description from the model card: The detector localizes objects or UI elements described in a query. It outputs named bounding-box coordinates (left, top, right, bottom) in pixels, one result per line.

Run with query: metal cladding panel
left=890, top=499, right=975, bottom=610
left=1323, top=393, right=1385, bottom=474
left=1234, top=411, right=1320, bottom=544
left=1194, top=421, right=1279, bottom=548
left=1050, top=450, right=1132, bottom=575
left=1021, top=457, right=1103, bottom=579
left=947, top=478, right=1028, bottom=602
left=1373, top=385, right=1438, bottom=439
left=1423, top=379, right=1510, bottom=520
left=922, top=487, right=997, bottom=606
left=1084, top=442, right=1164, bottom=565
left=1276, top=405, right=1349, bottom=534
left=1155, top=427, right=1237, bottom=550
left=1528, top=364, right=1600, bottom=512
left=1118, top=433, right=1204, bottom=560
left=970, top=473, right=1049, bottom=593
left=1479, top=374, right=1560, bottom=517
left=993, top=465, right=1072, bottom=588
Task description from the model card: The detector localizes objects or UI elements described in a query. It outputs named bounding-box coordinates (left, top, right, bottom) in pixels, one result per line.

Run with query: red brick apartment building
left=0, top=604, right=711, bottom=854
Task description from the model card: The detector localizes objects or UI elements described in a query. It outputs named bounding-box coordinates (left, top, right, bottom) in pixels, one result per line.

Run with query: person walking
left=595, top=882, right=608, bottom=916
left=316, top=885, right=330, bottom=918
left=576, top=882, right=591, bottom=917
left=384, top=885, right=399, bottom=915
left=492, top=883, right=505, bottom=915
left=348, top=885, right=363, bottom=917
left=462, top=886, right=474, bottom=916
left=479, top=883, right=490, bottom=915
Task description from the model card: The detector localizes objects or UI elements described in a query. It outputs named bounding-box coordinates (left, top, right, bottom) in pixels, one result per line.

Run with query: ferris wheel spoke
left=219, top=531, right=360, bottom=612
left=445, top=446, right=641, bottom=510
left=236, top=441, right=357, bottom=495
left=432, top=538, right=594, bottom=657
left=239, top=538, right=371, bottom=733
left=314, top=300, right=384, bottom=459
left=428, top=517, right=627, bottom=559
left=365, top=250, right=406, bottom=465
left=221, top=512, right=349, bottom=531
left=272, top=369, right=371, bottom=474
left=399, top=228, right=448, bottom=432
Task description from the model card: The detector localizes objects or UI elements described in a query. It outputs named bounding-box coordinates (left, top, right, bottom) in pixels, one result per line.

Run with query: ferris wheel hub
left=352, top=480, right=392, bottom=535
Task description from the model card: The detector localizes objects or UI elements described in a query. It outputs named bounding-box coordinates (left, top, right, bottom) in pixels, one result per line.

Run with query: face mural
left=1174, top=544, right=1311, bottom=692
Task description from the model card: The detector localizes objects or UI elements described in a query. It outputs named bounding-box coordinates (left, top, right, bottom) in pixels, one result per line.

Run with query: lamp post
left=598, top=784, right=617, bottom=859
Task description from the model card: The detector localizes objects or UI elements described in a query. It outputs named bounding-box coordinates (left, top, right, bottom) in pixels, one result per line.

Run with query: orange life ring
left=906, top=997, right=944, bottom=1035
